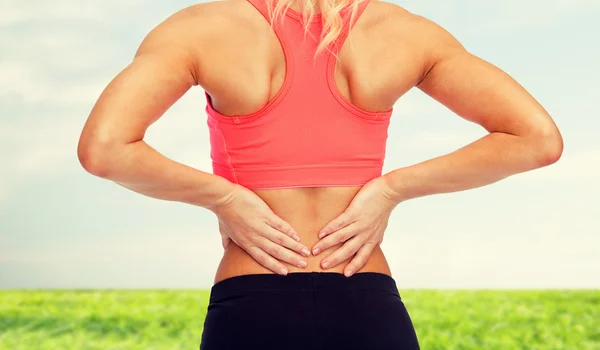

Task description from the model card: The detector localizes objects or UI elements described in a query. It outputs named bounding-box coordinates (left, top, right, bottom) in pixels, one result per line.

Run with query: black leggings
left=200, top=272, right=420, bottom=349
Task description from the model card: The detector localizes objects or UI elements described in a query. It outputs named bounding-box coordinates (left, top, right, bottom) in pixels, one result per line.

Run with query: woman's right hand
left=209, top=184, right=311, bottom=275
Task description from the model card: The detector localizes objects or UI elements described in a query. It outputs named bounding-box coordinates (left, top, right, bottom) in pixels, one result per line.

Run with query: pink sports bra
left=205, top=0, right=393, bottom=190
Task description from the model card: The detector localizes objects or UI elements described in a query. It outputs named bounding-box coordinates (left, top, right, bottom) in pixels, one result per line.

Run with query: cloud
left=0, top=229, right=220, bottom=265
left=0, top=0, right=147, bottom=25
left=513, top=148, right=600, bottom=182
left=0, top=62, right=109, bottom=105
left=405, top=0, right=600, bottom=34
left=383, top=221, right=600, bottom=289
left=0, top=227, right=223, bottom=289
left=0, top=0, right=211, bottom=205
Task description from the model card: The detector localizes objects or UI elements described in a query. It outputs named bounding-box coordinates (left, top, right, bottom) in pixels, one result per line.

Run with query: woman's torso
left=214, top=187, right=393, bottom=283
left=184, top=0, right=428, bottom=283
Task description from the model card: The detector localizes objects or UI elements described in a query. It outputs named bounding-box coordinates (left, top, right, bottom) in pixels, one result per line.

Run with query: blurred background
left=2, top=1, right=599, bottom=349
left=1, top=0, right=599, bottom=290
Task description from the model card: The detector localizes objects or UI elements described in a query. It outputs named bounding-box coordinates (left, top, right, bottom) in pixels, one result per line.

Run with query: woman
left=77, top=0, right=563, bottom=348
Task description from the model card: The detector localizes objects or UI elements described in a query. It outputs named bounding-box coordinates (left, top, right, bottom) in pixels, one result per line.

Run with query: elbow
left=542, top=135, right=563, bottom=166
left=77, top=135, right=117, bottom=178
left=530, top=128, right=564, bottom=167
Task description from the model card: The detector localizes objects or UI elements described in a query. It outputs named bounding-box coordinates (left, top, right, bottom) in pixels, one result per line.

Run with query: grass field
left=1, top=290, right=599, bottom=349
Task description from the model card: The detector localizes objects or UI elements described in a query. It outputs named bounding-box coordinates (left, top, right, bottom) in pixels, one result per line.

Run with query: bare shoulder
left=136, top=1, right=261, bottom=56
left=365, top=1, right=465, bottom=56
left=357, top=1, right=466, bottom=84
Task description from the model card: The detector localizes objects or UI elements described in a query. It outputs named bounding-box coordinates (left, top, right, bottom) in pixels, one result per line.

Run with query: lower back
left=213, top=186, right=392, bottom=284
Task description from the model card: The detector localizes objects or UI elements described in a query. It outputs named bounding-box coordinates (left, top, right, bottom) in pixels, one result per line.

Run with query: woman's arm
left=77, top=13, right=236, bottom=209
left=313, top=14, right=563, bottom=276
left=78, top=9, right=310, bottom=274
left=381, top=17, right=563, bottom=203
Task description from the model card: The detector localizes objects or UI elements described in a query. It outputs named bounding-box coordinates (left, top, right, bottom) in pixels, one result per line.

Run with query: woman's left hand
left=311, top=176, right=400, bottom=277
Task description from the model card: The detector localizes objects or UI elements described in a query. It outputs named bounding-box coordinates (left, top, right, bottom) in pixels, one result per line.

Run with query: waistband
left=209, top=272, right=400, bottom=303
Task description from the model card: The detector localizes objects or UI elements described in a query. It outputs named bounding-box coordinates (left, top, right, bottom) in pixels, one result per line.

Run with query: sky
left=1, top=0, right=599, bottom=289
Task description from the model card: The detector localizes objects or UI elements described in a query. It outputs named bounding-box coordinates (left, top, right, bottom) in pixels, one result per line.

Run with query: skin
left=78, top=0, right=563, bottom=284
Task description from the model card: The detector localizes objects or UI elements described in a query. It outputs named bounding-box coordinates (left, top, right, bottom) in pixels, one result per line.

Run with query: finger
left=267, top=216, right=300, bottom=241
left=312, top=223, right=359, bottom=256
left=343, top=241, right=377, bottom=277
left=245, top=245, right=289, bottom=275
left=319, top=235, right=365, bottom=270
left=255, top=236, right=308, bottom=269
left=318, top=211, right=354, bottom=239
left=218, top=224, right=231, bottom=250
left=262, top=224, right=311, bottom=257
left=221, top=235, right=231, bottom=250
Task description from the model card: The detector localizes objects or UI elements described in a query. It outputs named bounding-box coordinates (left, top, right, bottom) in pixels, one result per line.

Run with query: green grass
left=1, top=290, right=598, bottom=349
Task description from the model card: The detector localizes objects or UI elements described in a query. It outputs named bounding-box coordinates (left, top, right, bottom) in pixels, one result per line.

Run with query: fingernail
left=318, top=232, right=325, bottom=239
left=344, top=269, right=353, bottom=277
left=312, top=248, right=321, bottom=256
left=294, top=235, right=300, bottom=241
left=279, top=268, right=288, bottom=275
left=301, top=248, right=311, bottom=256
left=322, top=261, right=330, bottom=269
left=298, top=260, right=307, bottom=268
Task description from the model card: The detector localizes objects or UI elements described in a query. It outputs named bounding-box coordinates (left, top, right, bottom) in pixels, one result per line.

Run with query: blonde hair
left=264, top=0, right=366, bottom=61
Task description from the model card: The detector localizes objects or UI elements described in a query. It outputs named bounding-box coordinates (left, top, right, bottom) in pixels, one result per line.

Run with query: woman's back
left=198, top=0, right=415, bottom=118
left=182, top=0, right=425, bottom=282
left=216, top=186, right=393, bottom=282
